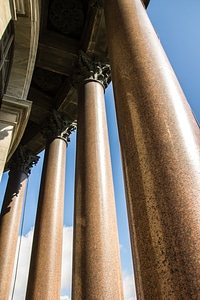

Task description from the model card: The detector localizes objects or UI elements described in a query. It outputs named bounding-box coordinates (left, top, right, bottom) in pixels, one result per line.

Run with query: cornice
left=1, top=94, right=32, bottom=161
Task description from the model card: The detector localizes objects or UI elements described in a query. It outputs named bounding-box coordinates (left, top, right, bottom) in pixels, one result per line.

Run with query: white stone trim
left=0, top=95, right=32, bottom=179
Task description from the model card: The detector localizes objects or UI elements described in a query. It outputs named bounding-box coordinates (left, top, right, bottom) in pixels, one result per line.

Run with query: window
left=0, top=21, right=14, bottom=106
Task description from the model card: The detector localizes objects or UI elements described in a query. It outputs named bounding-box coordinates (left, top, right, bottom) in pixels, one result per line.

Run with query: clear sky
left=0, top=1, right=200, bottom=299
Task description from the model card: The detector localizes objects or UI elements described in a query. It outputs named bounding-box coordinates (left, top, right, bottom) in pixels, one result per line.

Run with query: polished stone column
left=0, top=146, right=39, bottom=300
left=104, top=0, right=200, bottom=298
left=72, top=52, right=123, bottom=299
left=26, top=111, right=76, bottom=300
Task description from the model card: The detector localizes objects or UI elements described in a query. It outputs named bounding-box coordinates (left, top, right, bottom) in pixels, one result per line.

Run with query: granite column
left=72, top=53, right=123, bottom=299
left=104, top=0, right=200, bottom=298
left=0, top=147, right=39, bottom=299
left=26, top=111, right=76, bottom=300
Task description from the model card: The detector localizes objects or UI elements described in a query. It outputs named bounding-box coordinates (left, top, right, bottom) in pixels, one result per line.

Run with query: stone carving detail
left=42, top=110, right=77, bottom=143
left=15, top=0, right=26, bottom=15
left=73, top=51, right=111, bottom=89
left=9, top=146, right=40, bottom=176
left=89, top=0, right=102, bottom=8
left=49, top=0, right=84, bottom=36
left=32, top=68, right=63, bottom=94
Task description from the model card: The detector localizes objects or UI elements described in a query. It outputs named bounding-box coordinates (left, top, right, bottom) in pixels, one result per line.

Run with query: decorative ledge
left=0, top=95, right=32, bottom=178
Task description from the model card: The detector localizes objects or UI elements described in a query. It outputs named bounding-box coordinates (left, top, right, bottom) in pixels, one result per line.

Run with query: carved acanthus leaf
left=9, top=146, right=40, bottom=176
left=73, top=51, right=111, bottom=89
left=42, top=110, right=77, bottom=143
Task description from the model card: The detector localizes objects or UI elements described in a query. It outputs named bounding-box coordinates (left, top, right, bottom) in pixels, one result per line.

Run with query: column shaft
left=72, top=80, right=123, bottom=299
left=0, top=171, right=27, bottom=299
left=26, top=138, right=66, bottom=299
left=104, top=0, right=200, bottom=298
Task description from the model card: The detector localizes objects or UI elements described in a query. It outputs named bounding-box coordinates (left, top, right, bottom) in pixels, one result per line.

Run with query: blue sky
left=0, top=1, right=200, bottom=299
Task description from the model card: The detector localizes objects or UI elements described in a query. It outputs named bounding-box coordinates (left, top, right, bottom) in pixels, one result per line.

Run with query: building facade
left=0, top=0, right=200, bottom=299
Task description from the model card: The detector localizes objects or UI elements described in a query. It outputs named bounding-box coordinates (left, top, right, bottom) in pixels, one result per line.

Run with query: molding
left=9, top=1, right=17, bottom=20
left=15, top=0, right=26, bottom=15
left=1, top=94, right=32, bottom=162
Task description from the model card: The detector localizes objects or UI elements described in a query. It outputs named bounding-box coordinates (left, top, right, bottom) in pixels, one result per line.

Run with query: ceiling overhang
left=20, top=0, right=150, bottom=155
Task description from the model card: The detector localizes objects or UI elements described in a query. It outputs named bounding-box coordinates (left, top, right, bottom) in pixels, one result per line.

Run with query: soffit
left=21, top=0, right=150, bottom=155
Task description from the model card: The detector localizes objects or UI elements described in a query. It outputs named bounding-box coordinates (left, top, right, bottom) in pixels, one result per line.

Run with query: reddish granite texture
left=0, top=171, right=28, bottom=299
left=104, top=0, right=200, bottom=298
left=72, top=80, right=123, bottom=299
left=26, top=138, right=66, bottom=299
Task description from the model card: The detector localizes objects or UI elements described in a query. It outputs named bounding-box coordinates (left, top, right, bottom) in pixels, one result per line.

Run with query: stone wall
left=0, top=0, right=11, bottom=38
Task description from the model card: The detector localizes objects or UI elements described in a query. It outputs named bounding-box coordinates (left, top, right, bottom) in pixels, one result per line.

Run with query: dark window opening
left=0, top=21, right=14, bottom=107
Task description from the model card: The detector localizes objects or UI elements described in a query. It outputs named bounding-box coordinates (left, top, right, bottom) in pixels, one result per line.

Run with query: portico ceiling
left=20, top=0, right=150, bottom=154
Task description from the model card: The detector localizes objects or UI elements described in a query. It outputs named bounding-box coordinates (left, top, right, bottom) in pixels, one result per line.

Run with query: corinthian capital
left=75, top=51, right=111, bottom=89
left=42, top=110, right=77, bottom=144
left=9, top=146, right=40, bottom=176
